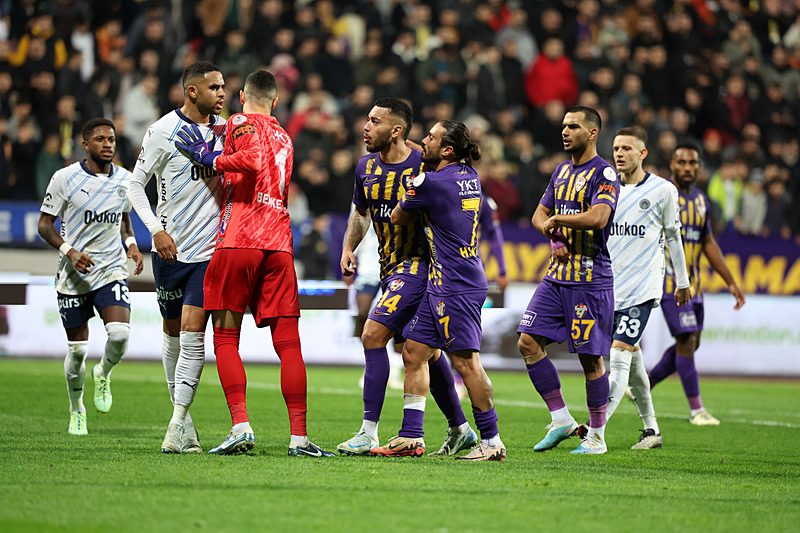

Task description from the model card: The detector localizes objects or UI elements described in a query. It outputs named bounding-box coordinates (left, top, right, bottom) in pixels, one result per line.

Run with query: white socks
left=360, top=419, right=379, bottom=441
left=607, top=347, right=633, bottom=420
left=290, top=435, right=309, bottom=448
left=99, top=322, right=130, bottom=377
left=65, top=341, right=89, bottom=413
left=170, top=331, right=205, bottom=425
left=161, top=332, right=180, bottom=402
left=550, top=406, right=572, bottom=425
left=630, top=348, right=660, bottom=434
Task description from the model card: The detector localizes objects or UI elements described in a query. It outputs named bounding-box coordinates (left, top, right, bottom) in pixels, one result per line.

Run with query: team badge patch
left=388, top=280, right=405, bottom=292
left=231, top=114, right=246, bottom=125
left=232, top=124, right=255, bottom=139
left=629, top=307, right=641, bottom=319
left=575, top=303, right=588, bottom=318
left=520, top=312, right=536, bottom=327
left=639, top=199, right=650, bottom=210
left=412, top=173, right=426, bottom=187
left=117, top=187, right=127, bottom=197
left=436, top=301, right=445, bottom=317
left=406, top=189, right=415, bottom=197
left=575, top=176, right=587, bottom=192
left=603, top=167, right=618, bottom=181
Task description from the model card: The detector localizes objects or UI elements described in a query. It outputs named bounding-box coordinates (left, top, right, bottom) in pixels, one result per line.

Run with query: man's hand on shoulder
left=175, top=124, right=220, bottom=168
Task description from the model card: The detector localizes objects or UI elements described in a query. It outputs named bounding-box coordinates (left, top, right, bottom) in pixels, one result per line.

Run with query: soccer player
left=603, top=126, right=693, bottom=449
left=175, top=69, right=333, bottom=457
left=479, top=196, right=508, bottom=290
left=37, top=117, right=144, bottom=435
left=128, top=61, right=226, bottom=453
left=338, top=99, right=476, bottom=456
left=648, top=143, right=746, bottom=425
left=373, top=120, right=505, bottom=461
left=517, top=106, right=619, bottom=455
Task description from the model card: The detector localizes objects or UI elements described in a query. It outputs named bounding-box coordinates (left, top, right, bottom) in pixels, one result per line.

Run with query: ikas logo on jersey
left=436, top=301, right=445, bottom=317
left=388, top=280, right=404, bottom=292
left=575, top=303, right=588, bottom=318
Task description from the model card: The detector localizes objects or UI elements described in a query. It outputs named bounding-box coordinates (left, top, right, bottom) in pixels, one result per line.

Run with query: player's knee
left=518, top=334, right=545, bottom=363
left=66, top=341, right=89, bottom=364
left=105, top=322, right=130, bottom=349
left=361, top=323, right=391, bottom=349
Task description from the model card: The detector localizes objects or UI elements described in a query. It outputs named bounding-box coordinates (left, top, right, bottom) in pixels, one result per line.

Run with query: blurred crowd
left=2, top=0, right=800, bottom=277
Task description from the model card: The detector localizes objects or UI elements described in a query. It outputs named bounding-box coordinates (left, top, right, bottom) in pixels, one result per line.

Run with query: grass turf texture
left=0, top=358, right=797, bottom=532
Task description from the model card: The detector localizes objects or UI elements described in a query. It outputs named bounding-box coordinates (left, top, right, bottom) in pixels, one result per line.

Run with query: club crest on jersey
left=575, top=176, right=587, bottom=192
left=388, top=280, right=404, bottom=292
left=695, top=197, right=707, bottom=218
left=629, top=307, right=641, bottom=319
left=575, top=303, right=588, bottom=318
left=117, top=187, right=127, bottom=197
left=639, top=198, right=650, bottom=210
left=436, top=301, right=445, bottom=317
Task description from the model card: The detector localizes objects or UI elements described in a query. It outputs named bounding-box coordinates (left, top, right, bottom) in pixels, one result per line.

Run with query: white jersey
left=608, top=173, right=690, bottom=310
left=129, top=109, right=226, bottom=263
left=41, top=161, right=132, bottom=295
left=351, top=204, right=380, bottom=285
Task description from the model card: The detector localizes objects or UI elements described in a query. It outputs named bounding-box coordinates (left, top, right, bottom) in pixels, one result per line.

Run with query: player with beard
left=338, top=99, right=477, bottom=456
left=648, top=143, right=745, bottom=425
left=517, top=106, right=619, bottom=455
left=128, top=61, right=227, bottom=453
left=38, top=117, right=144, bottom=435
left=372, top=120, right=505, bottom=461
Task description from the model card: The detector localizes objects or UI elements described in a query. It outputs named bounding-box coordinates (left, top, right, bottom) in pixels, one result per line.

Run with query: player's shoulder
left=356, top=152, right=379, bottom=174
left=110, top=163, right=132, bottom=180
left=591, top=156, right=617, bottom=182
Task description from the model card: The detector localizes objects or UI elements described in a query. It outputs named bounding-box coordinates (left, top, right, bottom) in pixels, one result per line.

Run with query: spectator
left=495, top=7, right=538, bottom=72
left=35, top=132, right=62, bottom=199
left=121, top=74, right=159, bottom=151
left=763, top=177, right=793, bottom=239
left=707, top=159, right=747, bottom=233
left=480, top=160, right=521, bottom=221
left=525, top=38, right=579, bottom=108
left=9, top=118, right=39, bottom=199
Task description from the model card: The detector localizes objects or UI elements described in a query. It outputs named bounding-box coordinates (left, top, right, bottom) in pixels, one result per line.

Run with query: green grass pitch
left=0, top=358, right=797, bottom=532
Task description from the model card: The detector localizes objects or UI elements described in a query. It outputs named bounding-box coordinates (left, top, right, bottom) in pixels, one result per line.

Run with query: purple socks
left=473, top=407, right=499, bottom=440
left=526, top=357, right=566, bottom=411
left=676, top=354, right=703, bottom=409
left=398, top=408, right=425, bottom=438
left=363, top=347, right=389, bottom=422
left=428, top=355, right=468, bottom=427
left=649, top=344, right=677, bottom=389
left=586, top=372, right=609, bottom=428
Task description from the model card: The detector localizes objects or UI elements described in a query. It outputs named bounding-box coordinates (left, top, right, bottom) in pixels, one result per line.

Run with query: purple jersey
left=353, top=149, right=427, bottom=279
left=540, top=155, right=619, bottom=288
left=399, top=163, right=488, bottom=297
left=663, top=184, right=712, bottom=303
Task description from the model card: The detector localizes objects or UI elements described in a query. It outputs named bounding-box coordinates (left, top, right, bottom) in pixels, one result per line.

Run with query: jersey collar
left=175, top=108, right=217, bottom=127
left=80, top=160, right=115, bottom=177
left=635, top=172, right=651, bottom=187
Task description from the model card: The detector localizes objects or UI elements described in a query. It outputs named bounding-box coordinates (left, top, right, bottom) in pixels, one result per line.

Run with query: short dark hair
left=673, top=141, right=702, bottom=158
left=182, top=61, right=221, bottom=91
left=373, top=98, right=413, bottom=140
left=439, top=120, right=481, bottom=165
left=244, top=70, right=277, bottom=104
left=81, top=117, right=115, bottom=140
left=566, top=105, right=602, bottom=131
left=615, top=125, right=648, bottom=145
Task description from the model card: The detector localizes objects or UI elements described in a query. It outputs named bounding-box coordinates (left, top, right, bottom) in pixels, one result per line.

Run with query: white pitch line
left=107, top=372, right=800, bottom=430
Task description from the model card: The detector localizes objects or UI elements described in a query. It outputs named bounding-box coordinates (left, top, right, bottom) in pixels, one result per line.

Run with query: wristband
left=59, top=242, right=73, bottom=255
left=125, top=236, right=137, bottom=248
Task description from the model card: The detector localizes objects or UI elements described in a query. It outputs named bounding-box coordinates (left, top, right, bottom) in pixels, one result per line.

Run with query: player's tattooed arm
left=37, top=213, right=95, bottom=273
left=341, top=207, right=371, bottom=277
left=120, top=213, right=144, bottom=275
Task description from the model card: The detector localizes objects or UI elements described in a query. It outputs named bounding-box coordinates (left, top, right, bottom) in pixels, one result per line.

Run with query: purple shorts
left=661, top=297, right=704, bottom=336
left=368, top=271, right=427, bottom=338
left=517, top=279, right=613, bottom=356
left=405, top=292, right=485, bottom=352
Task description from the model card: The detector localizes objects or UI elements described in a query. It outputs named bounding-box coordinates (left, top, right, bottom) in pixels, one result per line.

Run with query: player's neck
left=180, top=104, right=211, bottom=125
left=621, top=166, right=646, bottom=185
left=242, top=102, right=272, bottom=115
left=85, top=158, right=111, bottom=175
left=380, top=141, right=411, bottom=165
left=672, top=176, right=692, bottom=194
left=570, top=145, right=597, bottom=166
left=432, top=159, right=457, bottom=172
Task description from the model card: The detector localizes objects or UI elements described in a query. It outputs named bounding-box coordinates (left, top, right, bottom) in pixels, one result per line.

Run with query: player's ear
left=271, top=96, right=279, bottom=111
left=640, top=147, right=648, bottom=160
left=239, top=90, right=245, bottom=105
left=442, top=145, right=454, bottom=158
